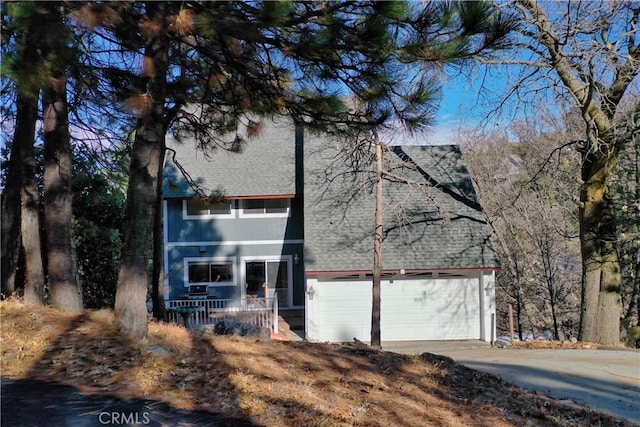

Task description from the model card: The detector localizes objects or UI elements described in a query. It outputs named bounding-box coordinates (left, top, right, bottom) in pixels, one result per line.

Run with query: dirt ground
left=1, top=300, right=634, bottom=427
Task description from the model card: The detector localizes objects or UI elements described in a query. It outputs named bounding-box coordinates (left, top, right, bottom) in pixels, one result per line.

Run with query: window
left=183, top=199, right=234, bottom=218
left=185, top=258, right=235, bottom=286
left=244, top=259, right=291, bottom=307
left=240, top=198, right=290, bottom=217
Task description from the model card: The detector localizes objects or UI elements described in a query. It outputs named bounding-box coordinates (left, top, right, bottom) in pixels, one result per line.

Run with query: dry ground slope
left=0, top=300, right=632, bottom=426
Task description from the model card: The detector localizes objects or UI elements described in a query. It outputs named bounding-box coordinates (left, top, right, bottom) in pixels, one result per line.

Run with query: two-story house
left=162, top=117, right=500, bottom=343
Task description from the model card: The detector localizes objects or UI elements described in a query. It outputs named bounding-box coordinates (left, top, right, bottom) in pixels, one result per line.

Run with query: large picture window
left=183, top=199, right=234, bottom=218
left=239, top=198, right=290, bottom=217
left=185, top=258, right=235, bottom=286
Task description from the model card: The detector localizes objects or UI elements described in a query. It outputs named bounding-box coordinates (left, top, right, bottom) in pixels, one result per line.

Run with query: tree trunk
left=542, top=244, right=561, bottom=340
left=16, top=5, right=46, bottom=304
left=20, top=110, right=45, bottom=305
left=114, top=2, right=169, bottom=339
left=152, top=151, right=167, bottom=321
left=115, top=136, right=163, bottom=338
left=515, top=288, right=525, bottom=340
left=514, top=0, right=634, bottom=345
left=43, top=77, right=83, bottom=312
left=549, top=283, right=560, bottom=340
left=622, top=141, right=639, bottom=330
left=579, top=154, right=622, bottom=345
left=623, top=250, right=640, bottom=329
left=1, top=93, right=37, bottom=297
left=371, top=138, right=383, bottom=348
left=2, top=5, right=43, bottom=301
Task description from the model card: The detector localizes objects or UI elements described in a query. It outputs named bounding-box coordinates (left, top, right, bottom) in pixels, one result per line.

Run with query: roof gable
left=303, top=137, right=500, bottom=272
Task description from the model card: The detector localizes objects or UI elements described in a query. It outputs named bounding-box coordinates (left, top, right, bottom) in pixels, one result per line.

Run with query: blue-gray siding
left=165, top=199, right=304, bottom=243
left=164, top=198, right=305, bottom=305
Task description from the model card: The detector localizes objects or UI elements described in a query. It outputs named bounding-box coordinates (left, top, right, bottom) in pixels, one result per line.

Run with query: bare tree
left=613, top=105, right=640, bottom=333
left=475, top=1, right=640, bottom=344
left=465, top=129, right=581, bottom=341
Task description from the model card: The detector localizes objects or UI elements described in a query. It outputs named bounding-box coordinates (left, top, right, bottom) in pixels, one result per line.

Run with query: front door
left=245, top=259, right=291, bottom=307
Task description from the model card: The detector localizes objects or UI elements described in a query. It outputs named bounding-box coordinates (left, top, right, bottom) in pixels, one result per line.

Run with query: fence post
left=273, top=293, right=279, bottom=334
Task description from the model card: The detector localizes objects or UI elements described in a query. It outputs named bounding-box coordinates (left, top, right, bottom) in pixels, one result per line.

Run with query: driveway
left=383, top=341, right=640, bottom=425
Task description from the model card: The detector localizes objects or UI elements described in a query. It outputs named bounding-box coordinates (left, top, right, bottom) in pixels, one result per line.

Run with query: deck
left=165, top=296, right=279, bottom=332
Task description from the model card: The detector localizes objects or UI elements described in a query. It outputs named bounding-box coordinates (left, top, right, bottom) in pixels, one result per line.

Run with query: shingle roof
left=163, top=118, right=500, bottom=271
left=163, top=117, right=297, bottom=198
left=302, top=134, right=500, bottom=272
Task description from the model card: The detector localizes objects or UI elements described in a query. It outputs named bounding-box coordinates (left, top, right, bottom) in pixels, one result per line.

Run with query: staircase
left=278, top=309, right=304, bottom=335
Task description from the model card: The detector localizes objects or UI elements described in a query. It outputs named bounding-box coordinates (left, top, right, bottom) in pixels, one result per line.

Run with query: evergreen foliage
left=1, top=0, right=513, bottom=338
left=72, top=151, right=126, bottom=309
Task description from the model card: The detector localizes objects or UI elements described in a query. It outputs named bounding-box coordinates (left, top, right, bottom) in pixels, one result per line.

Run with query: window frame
left=241, top=255, right=293, bottom=307
left=182, top=199, right=235, bottom=219
left=184, top=257, right=237, bottom=287
left=238, top=198, right=291, bottom=218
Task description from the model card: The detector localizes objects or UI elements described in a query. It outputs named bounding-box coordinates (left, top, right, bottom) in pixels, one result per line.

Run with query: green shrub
left=626, top=326, right=640, bottom=348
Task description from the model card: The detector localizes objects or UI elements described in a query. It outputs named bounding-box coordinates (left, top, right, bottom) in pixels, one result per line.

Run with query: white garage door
left=313, top=276, right=481, bottom=342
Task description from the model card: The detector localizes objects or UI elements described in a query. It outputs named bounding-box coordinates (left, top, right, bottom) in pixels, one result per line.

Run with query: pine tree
left=2, top=2, right=47, bottom=304
left=41, top=2, right=83, bottom=312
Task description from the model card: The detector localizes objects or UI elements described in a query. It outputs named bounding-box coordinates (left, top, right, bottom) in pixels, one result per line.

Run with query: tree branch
left=517, top=0, right=613, bottom=134
left=165, top=147, right=208, bottom=198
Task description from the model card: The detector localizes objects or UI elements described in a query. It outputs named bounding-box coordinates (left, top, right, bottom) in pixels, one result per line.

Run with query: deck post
left=273, top=295, right=279, bottom=333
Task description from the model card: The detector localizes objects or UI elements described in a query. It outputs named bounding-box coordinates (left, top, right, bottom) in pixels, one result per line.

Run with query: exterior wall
left=164, top=198, right=305, bottom=307
left=479, top=271, right=497, bottom=342
left=165, top=198, right=304, bottom=243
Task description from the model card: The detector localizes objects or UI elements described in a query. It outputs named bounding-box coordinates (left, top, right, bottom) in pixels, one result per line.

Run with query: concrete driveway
left=383, top=341, right=640, bottom=425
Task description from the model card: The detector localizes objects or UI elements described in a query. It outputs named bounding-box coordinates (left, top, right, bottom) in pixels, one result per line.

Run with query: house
left=162, top=117, right=500, bottom=342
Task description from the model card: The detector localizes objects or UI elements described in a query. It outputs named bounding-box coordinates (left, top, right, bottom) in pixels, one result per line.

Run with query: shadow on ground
left=0, top=377, right=260, bottom=427
left=0, top=307, right=261, bottom=427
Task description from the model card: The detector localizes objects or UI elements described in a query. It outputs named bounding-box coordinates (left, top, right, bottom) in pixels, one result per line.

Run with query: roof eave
left=305, top=266, right=501, bottom=277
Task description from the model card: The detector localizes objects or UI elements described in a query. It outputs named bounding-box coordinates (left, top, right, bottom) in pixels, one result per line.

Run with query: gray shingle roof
left=163, top=118, right=500, bottom=271
left=303, top=134, right=500, bottom=272
left=163, top=117, right=297, bottom=198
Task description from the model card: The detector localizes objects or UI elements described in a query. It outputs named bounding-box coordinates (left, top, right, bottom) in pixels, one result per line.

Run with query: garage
left=303, top=144, right=501, bottom=343
left=306, top=273, right=488, bottom=343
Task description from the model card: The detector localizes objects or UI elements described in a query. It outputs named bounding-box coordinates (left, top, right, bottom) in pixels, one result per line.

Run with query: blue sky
left=389, top=69, right=507, bottom=146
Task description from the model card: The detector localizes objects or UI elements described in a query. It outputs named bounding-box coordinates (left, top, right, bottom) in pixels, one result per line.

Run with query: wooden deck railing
left=165, top=295, right=279, bottom=333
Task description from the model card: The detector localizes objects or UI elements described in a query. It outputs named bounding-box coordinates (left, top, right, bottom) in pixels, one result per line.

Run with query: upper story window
left=183, top=199, right=235, bottom=219
left=239, top=198, right=290, bottom=218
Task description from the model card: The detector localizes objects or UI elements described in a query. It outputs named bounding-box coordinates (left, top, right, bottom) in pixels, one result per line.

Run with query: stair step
left=278, top=310, right=304, bottom=333
left=278, top=316, right=291, bottom=333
